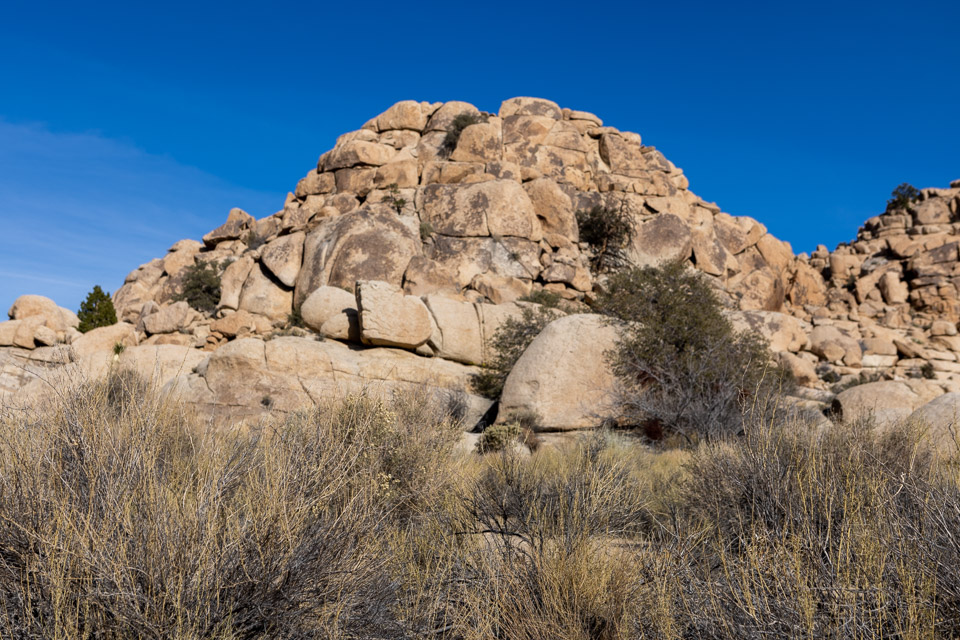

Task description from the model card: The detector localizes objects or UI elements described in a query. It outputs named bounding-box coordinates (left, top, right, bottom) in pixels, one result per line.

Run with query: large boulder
left=118, top=344, right=206, bottom=388
left=908, top=392, right=960, bottom=454
left=629, top=214, right=693, bottom=267
left=202, top=208, right=254, bottom=247
left=168, top=336, right=491, bottom=428
left=356, top=281, right=432, bottom=348
left=7, top=295, right=79, bottom=333
left=420, top=180, right=542, bottom=241
left=141, top=301, right=195, bottom=335
left=499, top=314, right=620, bottom=431
left=70, top=323, right=138, bottom=358
left=295, top=208, right=421, bottom=307
left=809, top=325, right=862, bottom=366
left=727, top=310, right=809, bottom=353
left=831, top=381, right=925, bottom=427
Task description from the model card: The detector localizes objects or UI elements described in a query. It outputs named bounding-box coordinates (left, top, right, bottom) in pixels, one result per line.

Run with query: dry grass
left=2, top=370, right=960, bottom=638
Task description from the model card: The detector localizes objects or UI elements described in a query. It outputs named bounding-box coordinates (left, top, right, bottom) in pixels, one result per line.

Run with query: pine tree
left=77, top=285, right=118, bottom=333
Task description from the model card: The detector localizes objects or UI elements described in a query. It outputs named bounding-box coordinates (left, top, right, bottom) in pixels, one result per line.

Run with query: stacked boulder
left=6, top=97, right=960, bottom=437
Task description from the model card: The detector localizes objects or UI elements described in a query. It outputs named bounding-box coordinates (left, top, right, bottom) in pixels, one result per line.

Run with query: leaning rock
left=357, top=281, right=431, bottom=348
left=499, top=314, right=620, bottom=431
left=202, top=208, right=254, bottom=247
left=260, top=232, right=305, bottom=288
left=238, top=263, right=293, bottom=323
left=831, top=381, right=923, bottom=427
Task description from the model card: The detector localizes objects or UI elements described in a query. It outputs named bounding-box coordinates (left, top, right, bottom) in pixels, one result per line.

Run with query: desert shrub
left=174, top=259, right=223, bottom=314
left=887, top=182, right=921, bottom=212
left=286, top=305, right=304, bottom=328
left=651, top=417, right=960, bottom=638
left=471, top=306, right=562, bottom=400
left=519, top=288, right=562, bottom=308
left=419, top=220, right=434, bottom=241
left=77, top=284, right=117, bottom=332
left=477, top=421, right=521, bottom=453
left=441, top=112, right=486, bottom=156
left=576, top=205, right=634, bottom=272
left=384, top=182, right=407, bottom=213
left=597, top=260, right=786, bottom=442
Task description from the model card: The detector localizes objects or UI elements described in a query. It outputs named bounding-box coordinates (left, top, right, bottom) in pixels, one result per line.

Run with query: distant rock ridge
left=2, top=97, right=960, bottom=438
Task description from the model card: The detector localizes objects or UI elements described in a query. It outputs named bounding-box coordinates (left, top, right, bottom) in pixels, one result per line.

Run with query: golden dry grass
left=1, top=367, right=959, bottom=638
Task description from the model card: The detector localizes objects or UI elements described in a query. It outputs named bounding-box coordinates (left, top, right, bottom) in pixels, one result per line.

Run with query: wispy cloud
left=0, top=119, right=281, bottom=314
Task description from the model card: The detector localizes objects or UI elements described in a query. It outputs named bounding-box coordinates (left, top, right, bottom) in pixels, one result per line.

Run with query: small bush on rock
left=441, top=112, right=486, bottom=156
left=77, top=285, right=117, bottom=332
left=576, top=205, right=634, bottom=272
left=472, top=306, right=562, bottom=400
left=477, top=422, right=522, bottom=454
left=887, top=182, right=920, bottom=212
left=597, top=260, right=785, bottom=442
left=174, top=259, right=223, bottom=314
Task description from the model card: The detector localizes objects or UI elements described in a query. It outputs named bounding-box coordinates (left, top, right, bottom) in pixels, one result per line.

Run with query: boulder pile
left=2, top=97, right=960, bottom=439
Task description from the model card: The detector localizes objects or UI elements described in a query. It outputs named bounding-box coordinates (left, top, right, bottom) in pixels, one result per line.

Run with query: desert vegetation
left=174, top=259, right=224, bottom=314
left=77, top=285, right=117, bottom=332
left=2, top=369, right=959, bottom=638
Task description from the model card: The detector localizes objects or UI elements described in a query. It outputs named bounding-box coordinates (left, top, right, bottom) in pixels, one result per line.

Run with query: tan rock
left=523, top=178, right=578, bottom=240
left=238, top=263, right=293, bottom=322
left=210, top=310, right=271, bottom=338
left=295, top=208, right=421, bottom=307
left=421, top=180, right=542, bottom=241
left=357, top=280, right=431, bottom=348
left=756, top=234, right=793, bottom=272
left=778, top=352, right=818, bottom=385
left=402, top=256, right=460, bottom=297
left=541, top=262, right=591, bottom=292
left=374, top=159, right=419, bottom=189
left=499, top=97, right=562, bottom=120
left=424, top=295, right=482, bottom=365
left=202, top=208, right=254, bottom=247
left=727, top=310, right=809, bottom=353
left=832, top=381, right=923, bottom=427
left=142, top=301, right=194, bottom=335
left=13, top=316, right=45, bottom=349
left=499, top=314, right=620, bottom=430
left=629, top=214, right=693, bottom=267
left=219, top=256, right=255, bottom=311
left=71, top=323, right=138, bottom=358
left=809, top=325, right=862, bottom=366
left=907, top=392, right=960, bottom=454
left=375, top=100, right=428, bottom=132
left=7, top=295, right=79, bottom=333
left=878, top=271, right=909, bottom=304
left=325, top=140, right=397, bottom=170
left=260, top=232, right=305, bottom=288
left=162, top=241, right=202, bottom=277
left=599, top=133, right=647, bottom=177
left=470, top=273, right=532, bottom=305
left=294, top=169, right=336, bottom=198
left=787, top=262, right=827, bottom=307
left=0, top=321, right=22, bottom=347
left=119, top=344, right=206, bottom=387
left=931, top=320, right=958, bottom=337
left=300, top=286, right=360, bottom=341
left=451, top=121, right=502, bottom=163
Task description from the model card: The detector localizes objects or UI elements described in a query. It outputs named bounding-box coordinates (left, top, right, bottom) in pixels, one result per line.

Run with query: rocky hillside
left=2, top=97, right=960, bottom=437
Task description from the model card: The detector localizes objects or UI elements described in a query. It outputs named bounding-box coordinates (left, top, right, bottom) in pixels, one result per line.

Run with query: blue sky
left=1, top=0, right=958, bottom=314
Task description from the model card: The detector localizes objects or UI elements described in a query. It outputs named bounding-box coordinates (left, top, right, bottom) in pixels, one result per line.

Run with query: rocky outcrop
left=5, top=98, right=960, bottom=441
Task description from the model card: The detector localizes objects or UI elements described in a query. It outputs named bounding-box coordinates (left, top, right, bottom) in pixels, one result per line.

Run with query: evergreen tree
left=77, top=285, right=118, bottom=333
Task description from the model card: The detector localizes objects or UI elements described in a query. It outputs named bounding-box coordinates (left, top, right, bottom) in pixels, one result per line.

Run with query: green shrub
left=472, top=306, right=562, bottom=400
left=173, top=259, right=223, bottom=314
left=576, top=205, right=634, bottom=272
left=597, top=260, right=786, bottom=442
left=519, top=289, right=562, bottom=308
left=77, top=285, right=117, bottom=332
left=441, top=112, right=486, bottom=156
left=886, top=182, right=920, bottom=212
left=384, top=182, right=407, bottom=214
left=419, top=220, right=434, bottom=241
left=476, top=421, right=522, bottom=453
left=287, top=305, right=305, bottom=329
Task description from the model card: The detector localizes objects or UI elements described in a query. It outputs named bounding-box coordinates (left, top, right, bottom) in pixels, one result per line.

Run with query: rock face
left=499, top=314, right=620, bottom=431
left=831, top=381, right=925, bottom=427
left=5, top=97, right=960, bottom=441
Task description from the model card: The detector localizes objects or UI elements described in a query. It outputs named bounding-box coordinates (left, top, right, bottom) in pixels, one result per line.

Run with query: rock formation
left=2, top=97, right=959, bottom=439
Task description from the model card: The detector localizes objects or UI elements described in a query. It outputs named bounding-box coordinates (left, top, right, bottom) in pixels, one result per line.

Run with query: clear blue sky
left=1, top=0, right=957, bottom=314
